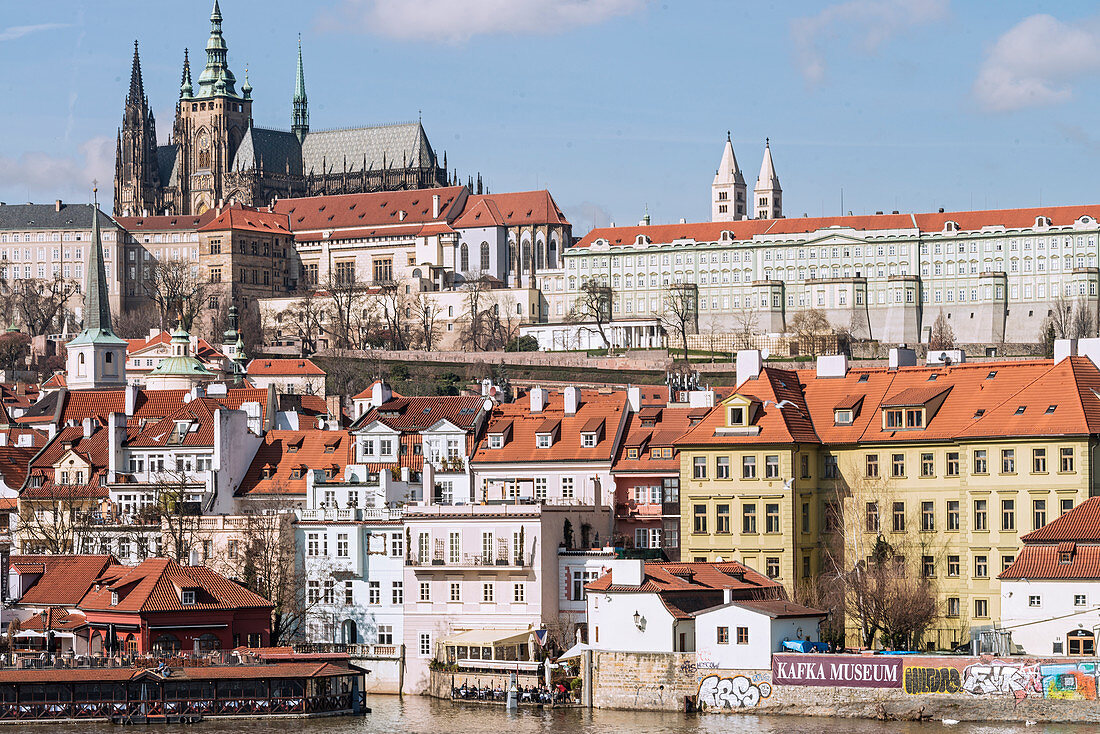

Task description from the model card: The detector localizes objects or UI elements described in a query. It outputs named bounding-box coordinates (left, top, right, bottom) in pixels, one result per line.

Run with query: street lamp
left=633, top=611, right=643, bottom=630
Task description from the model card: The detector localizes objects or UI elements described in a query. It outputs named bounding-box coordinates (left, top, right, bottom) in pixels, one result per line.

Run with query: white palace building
left=524, top=136, right=1100, bottom=350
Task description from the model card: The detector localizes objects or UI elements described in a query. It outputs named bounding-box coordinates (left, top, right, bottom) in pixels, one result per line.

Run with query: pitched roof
left=113, top=211, right=215, bottom=231
left=237, top=429, right=352, bottom=497
left=300, top=122, right=438, bottom=177
left=10, top=554, right=115, bottom=606
left=274, top=185, right=465, bottom=232
left=451, top=190, right=569, bottom=228
left=18, top=387, right=271, bottom=427
left=79, top=557, right=272, bottom=614
left=613, top=406, right=700, bottom=473
left=0, top=445, right=39, bottom=488
left=197, top=204, right=291, bottom=235
left=572, top=204, right=1100, bottom=249
left=999, top=545, right=1100, bottom=580
left=703, top=599, right=826, bottom=619
left=676, top=369, right=818, bottom=446
left=125, top=397, right=224, bottom=448
left=0, top=203, right=117, bottom=231
left=247, top=358, right=326, bottom=376
left=357, top=395, right=484, bottom=432
left=1020, top=496, right=1100, bottom=543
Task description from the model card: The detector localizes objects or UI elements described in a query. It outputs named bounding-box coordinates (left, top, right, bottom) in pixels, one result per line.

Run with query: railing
left=407, top=551, right=528, bottom=568
left=0, top=693, right=353, bottom=721
left=292, top=642, right=400, bottom=659
left=299, top=508, right=403, bottom=522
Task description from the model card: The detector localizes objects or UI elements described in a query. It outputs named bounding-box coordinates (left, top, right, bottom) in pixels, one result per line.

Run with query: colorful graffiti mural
left=960, top=660, right=1041, bottom=699
left=698, top=674, right=772, bottom=709
left=903, top=666, right=962, bottom=695
left=1040, top=663, right=1097, bottom=701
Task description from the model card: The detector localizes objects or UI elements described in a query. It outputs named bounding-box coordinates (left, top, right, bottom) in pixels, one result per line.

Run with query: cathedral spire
left=128, top=41, right=145, bottom=104
left=711, top=131, right=747, bottom=222
left=85, top=187, right=115, bottom=335
left=196, top=0, right=238, bottom=98
left=180, top=48, right=193, bottom=99
left=753, top=138, right=783, bottom=220
left=292, top=35, right=309, bottom=142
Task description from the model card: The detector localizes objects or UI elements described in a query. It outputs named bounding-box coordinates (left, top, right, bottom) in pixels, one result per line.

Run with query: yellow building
left=676, top=350, right=1100, bottom=649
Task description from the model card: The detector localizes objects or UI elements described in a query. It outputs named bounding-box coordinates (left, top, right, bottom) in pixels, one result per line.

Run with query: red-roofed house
left=126, top=329, right=230, bottom=383
left=246, top=358, right=326, bottom=397
left=1000, top=497, right=1100, bottom=656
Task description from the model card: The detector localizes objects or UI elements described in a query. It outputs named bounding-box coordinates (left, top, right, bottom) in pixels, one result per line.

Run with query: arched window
left=508, top=244, right=517, bottom=274
left=197, top=633, right=222, bottom=651
left=1068, top=629, right=1095, bottom=656
left=460, top=243, right=469, bottom=272
left=480, top=242, right=490, bottom=271
left=522, top=243, right=532, bottom=272
left=536, top=242, right=545, bottom=269
left=77, top=353, right=86, bottom=377
left=153, top=633, right=181, bottom=654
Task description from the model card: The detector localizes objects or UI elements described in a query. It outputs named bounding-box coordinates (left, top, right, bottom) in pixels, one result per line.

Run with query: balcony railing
left=299, top=508, right=403, bottom=522
left=292, top=642, right=400, bottom=659
left=406, top=551, right=529, bottom=569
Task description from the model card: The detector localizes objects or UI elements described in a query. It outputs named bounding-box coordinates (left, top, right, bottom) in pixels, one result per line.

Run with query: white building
left=1000, top=497, right=1100, bottom=656
left=693, top=599, right=824, bottom=670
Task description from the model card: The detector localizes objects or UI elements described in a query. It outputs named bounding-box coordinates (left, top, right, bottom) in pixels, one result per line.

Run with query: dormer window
left=581, top=432, right=597, bottom=448
left=291, top=467, right=303, bottom=479
left=110, top=591, right=119, bottom=606
left=834, top=409, right=853, bottom=425
left=627, top=447, right=639, bottom=459
left=489, top=434, right=503, bottom=449
left=1014, top=406, right=1026, bottom=415
left=181, top=590, right=196, bottom=605
left=536, top=434, right=551, bottom=449
left=884, top=408, right=923, bottom=429
left=728, top=406, right=745, bottom=425
left=262, top=466, right=275, bottom=479
left=1060, top=551, right=1073, bottom=564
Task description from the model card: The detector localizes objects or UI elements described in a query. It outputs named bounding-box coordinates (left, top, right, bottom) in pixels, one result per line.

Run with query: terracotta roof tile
left=999, top=545, right=1100, bottom=580
left=247, top=358, right=326, bottom=376
left=80, top=557, right=272, bottom=613
left=10, top=554, right=115, bottom=606
left=1021, top=496, right=1100, bottom=542
left=197, top=203, right=291, bottom=235
left=237, top=429, right=352, bottom=497
left=274, top=186, right=466, bottom=232
left=452, top=190, right=569, bottom=228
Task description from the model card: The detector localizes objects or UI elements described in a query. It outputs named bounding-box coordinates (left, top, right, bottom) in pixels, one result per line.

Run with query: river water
left=37, top=695, right=1100, bottom=733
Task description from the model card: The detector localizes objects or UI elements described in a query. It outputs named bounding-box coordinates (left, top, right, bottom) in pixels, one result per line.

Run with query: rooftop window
left=1046, top=405, right=1057, bottom=414
left=986, top=371, right=998, bottom=379
left=1015, top=406, right=1026, bottom=415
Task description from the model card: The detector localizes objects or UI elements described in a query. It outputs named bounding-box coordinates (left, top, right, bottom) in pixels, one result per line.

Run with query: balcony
left=299, top=508, right=403, bottom=522
left=406, top=551, right=530, bottom=570
left=614, top=501, right=678, bottom=519
left=292, top=642, right=400, bottom=659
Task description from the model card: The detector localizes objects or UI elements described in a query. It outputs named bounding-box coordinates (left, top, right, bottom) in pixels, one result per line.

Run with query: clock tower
left=176, top=0, right=252, bottom=214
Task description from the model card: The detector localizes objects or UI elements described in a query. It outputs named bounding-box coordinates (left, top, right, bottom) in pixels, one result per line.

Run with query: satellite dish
left=761, top=349, right=771, bottom=360
left=482, top=399, right=494, bottom=412
left=182, top=393, right=193, bottom=403
left=317, top=417, right=325, bottom=429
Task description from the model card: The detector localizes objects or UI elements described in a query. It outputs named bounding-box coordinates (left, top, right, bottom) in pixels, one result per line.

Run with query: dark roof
left=156, top=144, right=178, bottom=188
left=231, top=127, right=303, bottom=175
left=0, top=204, right=117, bottom=230
left=301, top=122, right=436, bottom=175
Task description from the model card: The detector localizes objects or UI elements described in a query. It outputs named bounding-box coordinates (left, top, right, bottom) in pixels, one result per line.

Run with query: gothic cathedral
left=114, top=1, right=449, bottom=216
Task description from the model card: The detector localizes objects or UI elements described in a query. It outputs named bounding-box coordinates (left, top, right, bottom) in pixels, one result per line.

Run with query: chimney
left=371, top=380, right=393, bottom=408
left=1054, top=338, right=1079, bottom=364
left=816, top=354, right=848, bottom=378
left=149, top=327, right=160, bottom=340
left=610, top=559, right=645, bottom=587
left=735, top=349, right=763, bottom=387
left=888, top=346, right=917, bottom=370
left=563, top=386, right=580, bottom=416
left=626, top=386, right=641, bottom=413
left=124, top=383, right=138, bottom=417
left=55, top=200, right=62, bottom=212
left=432, top=194, right=440, bottom=218
left=1075, top=338, right=1100, bottom=370
left=0, top=433, right=8, bottom=447
left=530, top=386, right=547, bottom=413
left=679, top=217, right=686, bottom=224
left=82, top=417, right=94, bottom=438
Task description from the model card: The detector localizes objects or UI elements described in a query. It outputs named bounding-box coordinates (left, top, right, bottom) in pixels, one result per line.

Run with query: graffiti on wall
left=1040, top=663, right=1097, bottom=701
left=903, top=666, right=962, bottom=695
left=960, top=660, right=1041, bottom=699
left=698, top=674, right=772, bottom=709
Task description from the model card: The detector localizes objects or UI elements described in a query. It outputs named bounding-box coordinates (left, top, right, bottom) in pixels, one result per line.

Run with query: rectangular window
left=921, top=501, right=934, bottom=531
left=378, top=625, right=393, bottom=645
left=801, top=502, right=810, bottom=534
left=513, top=583, right=525, bottom=603
left=865, top=502, right=879, bottom=533
left=693, top=504, right=707, bottom=533
left=449, top=532, right=461, bottom=563
left=717, top=626, right=729, bottom=644
left=947, top=500, right=960, bottom=531
left=1061, top=447, right=1075, bottom=472
left=947, top=597, right=960, bottom=617
left=1062, top=498, right=1074, bottom=516
left=1001, top=449, right=1016, bottom=474
left=974, top=450, right=988, bottom=474
left=561, top=477, right=574, bottom=499
left=369, top=581, right=380, bottom=605
left=736, top=627, right=749, bottom=644
left=716, top=504, right=730, bottom=534
left=824, top=501, right=841, bottom=532
left=337, top=533, right=349, bottom=558
left=1002, top=554, right=1015, bottom=572
left=865, top=454, right=879, bottom=478
left=947, top=555, right=960, bottom=577
left=891, top=501, right=905, bottom=532
left=693, top=456, right=707, bottom=479
left=891, top=453, right=905, bottom=477
left=392, top=582, right=403, bottom=605
left=1033, top=448, right=1047, bottom=473
left=419, top=633, right=431, bottom=657
left=742, top=503, right=757, bottom=533
left=765, top=503, right=780, bottom=533
left=765, top=557, right=780, bottom=579
left=920, top=453, right=934, bottom=477
left=742, top=455, right=757, bottom=479
left=921, top=555, right=935, bottom=578
left=975, top=555, right=988, bottom=578
left=823, top=455, right=838, bottom=479
left=1002, top=499, right=1016, bottom=530
left=974, top=499, right=988, bottom=531
left=419, top=581, right=430, bottom=602
left=449, top=582, right=461, bottom=602
left=482, top=582, right=494, bottom=603
left=716, top=456, right=730, bottom=479
left=1033, top=499, right=1047, bottom=530
left=765, top=454, right=780, bottom=479
left=1075, top=594, right=1087, bottom=607
left=946, top=452, right=960, bottom=476
left=975, top=599, right=989, bottom=618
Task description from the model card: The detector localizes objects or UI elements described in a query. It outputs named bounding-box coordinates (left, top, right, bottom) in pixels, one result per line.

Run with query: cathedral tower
left=754, top=138, right=782, bottom=220
left=113, top=42, right=162, bottom=216
left=711, top=132, right=747, bottom=222
left=292, top=37, right=309, bottom=143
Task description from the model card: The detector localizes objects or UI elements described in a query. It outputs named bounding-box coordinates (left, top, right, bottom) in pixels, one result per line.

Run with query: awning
left=13, top=631, right=44, bottom=638
left=443, top=628, right=533, bottom=647
left=557, top=642, right=590, bottom=661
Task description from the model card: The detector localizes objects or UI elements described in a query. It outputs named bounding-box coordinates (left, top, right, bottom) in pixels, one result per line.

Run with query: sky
left=2, top=0, right=1100, bottom=234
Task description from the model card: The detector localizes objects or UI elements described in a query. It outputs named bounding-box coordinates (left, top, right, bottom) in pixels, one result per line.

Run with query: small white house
left=694, top=599, right=825, bottom=670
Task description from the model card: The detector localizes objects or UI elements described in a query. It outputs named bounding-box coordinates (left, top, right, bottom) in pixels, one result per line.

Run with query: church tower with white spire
left=66, top=189, right=129, bottom=390
left=711, top=132, right=747, bottom=222
left=753, top=138, right=782, bottom=220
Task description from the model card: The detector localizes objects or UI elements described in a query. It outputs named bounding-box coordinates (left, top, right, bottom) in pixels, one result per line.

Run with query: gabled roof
left=127, top=332, right=223, bottom=365
left=237, top=429, right=352, bottom=497
left=357, top=395, right=483, bottom=432
left=10, top=554, right=115, bottom=606
left=274, top=185, right=465, bottom=231
left=247, top=358, right=325, bottom=376
left=79, top=557, right=272, bottom=614
left=676, top=369, right=817, bottom=446
left=613, top=406, right=700, bottom=473
left=18, top=387, right=272, bottom=427
left=452, top=190, right=569, bottom=228
left=197, top=204, right=291, bottom=235
left=1020, top=496, right=1100, bottom=543
left=114, top=211, right=215, bottom=231
left=696, top=598, right=826, bottom=619
left=125, top=398, right=224, bottom=448
left=0, top=445, right=40, bottom=488
left=999, top=546, right=1100, bottom=581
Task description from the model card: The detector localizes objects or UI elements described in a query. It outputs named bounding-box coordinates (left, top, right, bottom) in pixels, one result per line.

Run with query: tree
left=0, top=332, right=30, bottom=373
left=9, top=276, right=80, bottom=336
left=282, top=289, right=329, bottom=356
left=928, top=312, right=955, bottom=351
left=155, top=471, right=206, bottom=564
left=114, top=303, right=161, bottom=339
left=142, top=259, right=209, bottom=331
left=413, top=292, right=442, bottom=351
left=789, top=308, right=832, bottom=359
left=483, top=296, right=523, bottom=351
left=325, top=268, right=369, bottom=350
left=1072, top=302, right=1096, bottom=340
left=15, top=485, right=99, bottom=555
left=659, top=283, right=698, bottom=362
left=733, top=306, right=759, bottom=351
left=567, top=280, right=614, bottom=350
left=459, top=272, right=492, bottom=351
left=505, top=335, right=539, bottom=352
left=377, top=283, right=411, bottom=350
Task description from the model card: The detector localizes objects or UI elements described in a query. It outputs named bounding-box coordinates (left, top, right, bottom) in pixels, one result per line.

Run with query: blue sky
left=2, top=0, right=1100, bottom=233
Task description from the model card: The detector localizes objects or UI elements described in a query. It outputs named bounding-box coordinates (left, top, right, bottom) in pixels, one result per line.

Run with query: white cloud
left=791, top=0, right=949, bottom=84
left=0, top=23, right=69, bottom=42
left=0, top=137, right=114, bottom=203
left=973, top=14, right=1100, bottom=113
left=320, top=0, right=643, bottom=43
left=565, top=200, right=613, bottom=235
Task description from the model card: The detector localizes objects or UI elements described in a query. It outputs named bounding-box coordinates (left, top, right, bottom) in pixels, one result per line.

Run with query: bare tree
left=659, top=283, right=698, bottom=362
left=733, top=306, right=759, bottom=351
left=460, top=272, right=492, bottom=351
left=142, top=259, right=209, bottom=331
left=15, top=486, right=99, bottom=555
left=483, top=296, right=524, bottom=351
left=567, top=279, right=614, bottom=350
left=284, top=289, right=329, bottom=356
left=789, top=308, right=832, bottom=359
left=325, top=269, right=368, bottom=350
left=413, top=292, right=442, bottom=351
left=9, top=277, right=80, bottom=336
left=154, top=471, right=206, bottom=563
left=236, top=500, right=310, bottom=645
left=1072, top=302, right=1096, bottom=339
left=928, top=312, right=955, bottom=350
left=377, top=283, right=410, bottom=350
left=0, top=332, right=31, bottom=373
left=114, top=303, right=161, bottom=339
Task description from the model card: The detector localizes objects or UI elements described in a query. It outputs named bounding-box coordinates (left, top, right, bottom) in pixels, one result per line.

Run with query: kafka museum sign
left=772, top=654, right=903, bottom=689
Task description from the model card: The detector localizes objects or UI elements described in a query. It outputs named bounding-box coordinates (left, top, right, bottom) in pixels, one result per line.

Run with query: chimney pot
left=55, top=200, right=62, bottom=212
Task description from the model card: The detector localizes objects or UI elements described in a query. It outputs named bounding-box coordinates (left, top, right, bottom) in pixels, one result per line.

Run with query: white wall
left=587, top=590, right=681, bottom=653
left=1001, top=579, right=1100, bottom=655
left=695, top=604, right=820, bottom=670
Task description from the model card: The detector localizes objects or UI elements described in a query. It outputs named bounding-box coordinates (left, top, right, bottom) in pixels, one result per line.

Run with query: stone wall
left=593, top=652, right=1100, bottom=723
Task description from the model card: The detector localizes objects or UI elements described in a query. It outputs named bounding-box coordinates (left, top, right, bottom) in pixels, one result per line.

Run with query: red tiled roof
left=613, top=407, right=700, bottom=473
left=19, top=387, right=271, bottom=427
left=114, top=212, right=215, bottom=231
left=452, top=190, right=569, bottom=229
left=126, top=397, right=224, bottom=448
left=999, top=545, right=1100, bottom=580
left=1021, top=496, right=1100, bottom=543
left=11, top=555, right=115, bottom=606
left=728, top=599, right=827, bottom=619
left=17, top=607, right=87, bottom=631
left=573, top=204, right=1100, bottom=249
left=237, top=430, right=352, bottom=497
left=197, top=204, right=291, bottom=235
left=0, top=446, right=37, bottom=488
left=127, top=332, right=223, bottom=365
left=274, top=186, right=466, bottom=231
left=359, top=395, right=484, bottom=432
left=676, top=369, right=818, bottom=446
left=247, top=358, right=326, bottom=376
left=42, top=373, right=66, bottom=389
left=79, top=557, right=272, bottom=613
left=881, top=385, right=951, bottom=407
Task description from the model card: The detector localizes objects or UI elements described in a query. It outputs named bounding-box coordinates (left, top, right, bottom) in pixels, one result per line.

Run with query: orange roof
left=114, top=212, right=215, bottom=231
left=274, top=186, right=466, bottom=231
left=1020, top=496, right=1100, bottom=543
left=247, top=358, right=326, bottom=376
left=573, top=204, right=1100, bottom=249
left=0, top=445, right=39, bottom=488
left=452, top=190, right=569, bottom=228
left=357, top=395, right=484, bottom=432
left=126, top=397, right=224, bottom=448
left=197, top=203, right=291, bottom=235
left=237, top=430, right=352, bottom=497
left=613, top=406, right=704, bottom=473
left=11, top=554, right=115, bottom=606
left=472, top=390, right=627, bottom=464
left=79, top=557, right=272, bottom=614
left=127, top=331, right=223, bottom=364
left=676, top=368, right=818, bottom=446
left=41, top=373, right=66, bottom=389
left=17, top=607, right=86, bottom=631
left=999, top=546, right=1100, bottom=580
left=19, top=386, right=271, bottom=427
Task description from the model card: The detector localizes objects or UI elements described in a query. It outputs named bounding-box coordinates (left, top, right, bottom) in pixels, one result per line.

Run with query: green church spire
left=196, top=0, right=238, bottom=98
left=69, top=186, right=126, bottom=348
left=292, top=35, right=309, bottom=142
left=180, top=48, right=193, bottom=99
